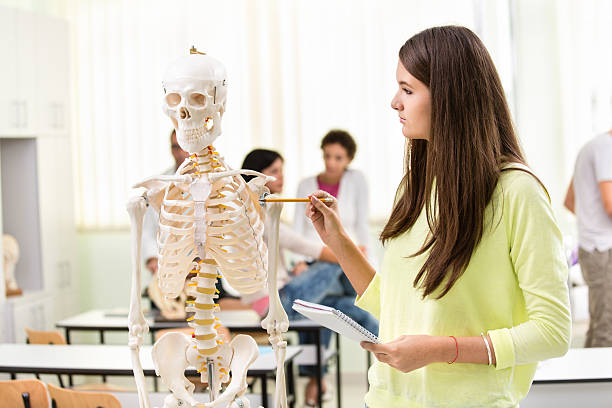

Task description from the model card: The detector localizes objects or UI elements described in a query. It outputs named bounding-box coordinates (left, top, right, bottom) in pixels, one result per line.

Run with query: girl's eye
left=403, top=88, right=412, bottom=95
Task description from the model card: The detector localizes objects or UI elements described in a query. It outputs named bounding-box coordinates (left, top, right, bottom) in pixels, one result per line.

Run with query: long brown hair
left=380, top=26, right=526, bottom=299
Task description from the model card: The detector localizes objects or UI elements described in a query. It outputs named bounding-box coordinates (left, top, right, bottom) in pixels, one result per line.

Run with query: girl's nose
left=391, top=93, right=401, bottom=111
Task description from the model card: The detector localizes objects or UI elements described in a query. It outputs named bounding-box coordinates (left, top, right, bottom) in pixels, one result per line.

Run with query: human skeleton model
left=3, top=234, right=22, bottom=297
left=127, top=50, right=289, bottom=408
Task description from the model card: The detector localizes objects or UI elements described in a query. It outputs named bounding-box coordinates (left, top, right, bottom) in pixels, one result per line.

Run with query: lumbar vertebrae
left=127, top=48, right=288, bottom=408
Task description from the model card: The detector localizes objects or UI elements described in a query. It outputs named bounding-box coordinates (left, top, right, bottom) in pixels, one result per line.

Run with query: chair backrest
left=0, top=379, right=50, bottom=408
left=47, top=383, right=121, bottom=408
left=25, top=328, right=67, bottom=345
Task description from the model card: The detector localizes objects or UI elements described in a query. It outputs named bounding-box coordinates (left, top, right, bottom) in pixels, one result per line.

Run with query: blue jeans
left=279, top=262, right=379, bottom=376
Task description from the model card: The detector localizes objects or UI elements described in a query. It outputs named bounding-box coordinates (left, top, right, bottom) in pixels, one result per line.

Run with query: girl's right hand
left=306, top=191, right=347, bottom=250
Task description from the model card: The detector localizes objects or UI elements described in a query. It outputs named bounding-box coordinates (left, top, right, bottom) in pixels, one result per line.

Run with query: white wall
left=77, top=230, right=141, bottom=311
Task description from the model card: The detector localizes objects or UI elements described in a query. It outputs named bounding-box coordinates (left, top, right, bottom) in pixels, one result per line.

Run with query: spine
left=187, top=261, right=224, bottom=358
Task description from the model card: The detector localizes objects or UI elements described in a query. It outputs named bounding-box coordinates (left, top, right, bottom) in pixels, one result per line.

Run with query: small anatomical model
left=3, top=234, right=22, bottom=297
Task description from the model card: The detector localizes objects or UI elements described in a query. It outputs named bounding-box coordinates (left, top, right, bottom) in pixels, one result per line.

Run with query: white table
left=56, top=309, right=340, bottom=408
left=0, top=344, right=301, bottom=408
left=533, top=347, right=612, bottom=383
left=55, top=309, right=262, bottom=344
left=522, top=347, right=612, bottom=408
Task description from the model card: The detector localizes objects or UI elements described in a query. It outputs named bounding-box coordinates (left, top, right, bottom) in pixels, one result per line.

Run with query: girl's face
left=262, top=157, right=284, bottom=194
left=323, top=143, right=351, bottom=178
left=390, top=60, right=431, bottom=140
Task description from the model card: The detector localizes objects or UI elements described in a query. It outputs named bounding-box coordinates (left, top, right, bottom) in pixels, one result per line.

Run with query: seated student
left=241, top=148, right=378, bottom=406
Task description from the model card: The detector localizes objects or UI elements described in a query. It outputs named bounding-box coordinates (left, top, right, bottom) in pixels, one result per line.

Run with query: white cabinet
left=36, top=14, right=70, bottom=134
left=0, top=7, right=19, bottom=135
left=37, top=134, right=76, bottom=292
left=0, top=7, right=68, bottom=136
left=4, top=291, right=54, bottom=343
left=15, top=9, right=39, bottom=135
left=0, top=8, right=75, bottom=343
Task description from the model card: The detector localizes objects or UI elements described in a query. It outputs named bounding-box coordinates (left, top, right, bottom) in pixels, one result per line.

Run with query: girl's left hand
left=360, top=335, right=443, bottom=373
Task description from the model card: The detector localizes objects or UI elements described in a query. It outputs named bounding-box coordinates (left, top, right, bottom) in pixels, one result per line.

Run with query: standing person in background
left=564, top=128, right=612, bottom=347
left=294, top=130, right=370, bottom=260
left=241, top=148, right=378, bottom=406
left=305, top=25, right=570, bottom=407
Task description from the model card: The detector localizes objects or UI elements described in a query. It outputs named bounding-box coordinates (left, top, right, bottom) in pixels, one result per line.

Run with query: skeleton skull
left=162, top=54, right=227, bottom=153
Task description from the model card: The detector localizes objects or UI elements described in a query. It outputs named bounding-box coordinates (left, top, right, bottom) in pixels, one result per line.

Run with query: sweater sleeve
left=292, top=177, right=318, bottom=262
left=141, top=205, right=159, bottom=264
left=488, top=173, right=571, bottom=370
left=354, top=273, right=382, bottom=320
left=279, top=223, right=323, bottom=260
left=293, top=178, right=311, bottom=239
left=354, top=170, right=371, bottom=248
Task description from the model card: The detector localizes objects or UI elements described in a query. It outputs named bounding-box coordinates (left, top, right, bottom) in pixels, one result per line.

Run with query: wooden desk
left=0, top=344, right=301, bottom=408
left=56, top=309, right=340, bottom=408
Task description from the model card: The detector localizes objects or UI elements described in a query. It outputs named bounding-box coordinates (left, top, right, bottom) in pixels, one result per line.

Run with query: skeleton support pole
left=127, top=195, right=151, bottom=408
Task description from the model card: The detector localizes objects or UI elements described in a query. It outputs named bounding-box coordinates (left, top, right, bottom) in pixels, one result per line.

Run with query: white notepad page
left=292, top=299, right=380, bottom=344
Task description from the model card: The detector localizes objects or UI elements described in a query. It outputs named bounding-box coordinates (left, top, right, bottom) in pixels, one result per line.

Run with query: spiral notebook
left=292, top=299, right=380, bottom=344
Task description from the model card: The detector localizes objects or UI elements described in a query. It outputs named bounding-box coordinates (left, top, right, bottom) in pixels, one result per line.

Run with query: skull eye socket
left=166, top=93, right=181, bottom=107
left=189, top=93, right=207, bottom=107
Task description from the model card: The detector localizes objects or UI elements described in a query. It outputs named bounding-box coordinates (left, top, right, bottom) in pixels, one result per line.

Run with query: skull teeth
left=182, top=126, right=208, bottom=144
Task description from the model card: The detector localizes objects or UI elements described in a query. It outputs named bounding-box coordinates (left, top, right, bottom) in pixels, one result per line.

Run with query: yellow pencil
left=260, top=197, right=334, bottom=203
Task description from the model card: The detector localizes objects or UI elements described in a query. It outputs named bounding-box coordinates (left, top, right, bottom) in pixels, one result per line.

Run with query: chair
left=25, top=328, right=67, bottom=345
left=23, top=328, right=130, bottom=392
left=0, top=379, right=50, bottom=408
left=25, top=328, right=69, bottom=388
left=47, top=383, right=121, bottom=408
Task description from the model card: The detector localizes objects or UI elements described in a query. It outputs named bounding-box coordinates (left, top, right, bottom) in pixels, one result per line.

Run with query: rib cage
left=206, top=167, right=268, bottom=294
left=157, top=184, right=196, bottom=297
left=156, top=147, right=267, bottom=298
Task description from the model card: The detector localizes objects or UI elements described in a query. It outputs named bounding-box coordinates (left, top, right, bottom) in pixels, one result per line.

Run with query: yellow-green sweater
left=356, top=167, right=571, bottom=407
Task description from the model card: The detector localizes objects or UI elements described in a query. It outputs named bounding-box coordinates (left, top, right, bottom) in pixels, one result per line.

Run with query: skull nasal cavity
left=179, top=107, right=191, bottom=119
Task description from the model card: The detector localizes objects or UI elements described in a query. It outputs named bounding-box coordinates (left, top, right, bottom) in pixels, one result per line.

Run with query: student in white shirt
left=294, top=130, right=370, bottom=258
left=241, top=148, right=378, bottom=406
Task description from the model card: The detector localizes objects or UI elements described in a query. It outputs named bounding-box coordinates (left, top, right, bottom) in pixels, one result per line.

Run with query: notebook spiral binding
left=332, top=309, right=379, bottom=343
